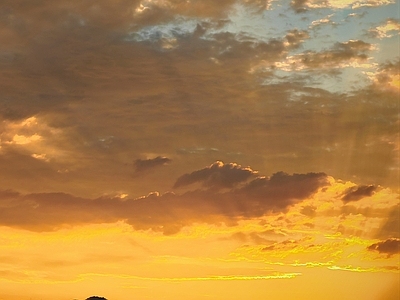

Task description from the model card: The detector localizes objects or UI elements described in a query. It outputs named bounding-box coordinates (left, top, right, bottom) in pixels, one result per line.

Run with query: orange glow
left=0, top=0, right=399, bottom=298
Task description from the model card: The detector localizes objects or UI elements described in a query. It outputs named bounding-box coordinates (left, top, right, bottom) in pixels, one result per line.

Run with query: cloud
left=284, top=29, right=310, bottom=49
left=262, top=239, right=300, bottom=251
left=274, top=40, right=373, bottom=71
left=309, top=14, right=335, bottom=29
left=367, top=238, right=400, bottom=256
left=0, top=0, right=398, bottom=200
left=134, top=156, right=172, bottom=173
left=351, top=0, right=395, bottom=9
left=133, top=0, right=271, bottom=21
left=378, top=205, right=400, bottom=239
left=368, top=18, right=400, bottom=39
left=290, top=0, right=311, bottom=13
left=0, top=165, right=328, bottom=234
left=300, top=205, right=317, bottom=217
left=173, top=161, right=258, bottom=189
left=236, top=171, right=327, bottom=207
left=290, top=0, right=395, bottom=12
left=365, top=60, right=400, bottom=92
left=342, top=185, right=377, bottom=202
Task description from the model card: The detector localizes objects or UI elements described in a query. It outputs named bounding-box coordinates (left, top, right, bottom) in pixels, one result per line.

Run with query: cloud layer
left=0, top=163, right=328, bottom=234
left=0, top=0, right=398, bottom=199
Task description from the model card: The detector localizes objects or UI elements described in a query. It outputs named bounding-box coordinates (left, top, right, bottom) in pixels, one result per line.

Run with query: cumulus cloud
left=0, top=165, right=328, bottom=234
left=134, top=156, right=172, bottom=173
left=367, top=238, right=400, bottom=256
left=173, top=161, right=258, bottom=189
left=342, top=185, right=377, bottom=202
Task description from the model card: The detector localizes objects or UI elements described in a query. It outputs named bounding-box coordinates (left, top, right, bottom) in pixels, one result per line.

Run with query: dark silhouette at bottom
left=86, top=296, right=107, bottom=300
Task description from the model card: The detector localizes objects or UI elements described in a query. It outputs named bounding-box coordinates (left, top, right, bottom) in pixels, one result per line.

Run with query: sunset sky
left=0, top=0, right=399, bottom=299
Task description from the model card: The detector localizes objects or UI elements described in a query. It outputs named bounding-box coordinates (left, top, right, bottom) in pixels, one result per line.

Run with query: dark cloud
left=173, top=161, right=258, bottom=189
left=262, top=239, right=301, bottom=251
left=134, top=156, right=172, bottom=173
left=0, top=167, right=328, bottom=234
left=230, top=232, right=248, bottom=242
left=294, top=40, right=372, bottom=69
left=237, top=171, right=327, bottom=208
left=285, top=29, right=310, bottom=49
left=230, top=230, right=284, bottom=244
left=290, top=0, right=310, bottom=13
left=372, top=59, right=400, bottom=87
left=0, top=0, right=398, bottom=200
left=300, top=205, right=317, bottom=217
left=367, top=238, right=400, bottom=256
left=342, top=185, right=377, bottom=202
left=138, top=0, right=235, bottom=19
left=0, top=0, right=268, bottom=37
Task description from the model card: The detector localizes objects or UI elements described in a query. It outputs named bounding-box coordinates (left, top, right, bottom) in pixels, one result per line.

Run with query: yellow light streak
left=76, top=272, right=302, bottom=282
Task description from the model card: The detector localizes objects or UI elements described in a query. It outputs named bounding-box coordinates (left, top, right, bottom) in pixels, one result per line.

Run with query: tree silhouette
left=86, top=296, right=107, bottom=300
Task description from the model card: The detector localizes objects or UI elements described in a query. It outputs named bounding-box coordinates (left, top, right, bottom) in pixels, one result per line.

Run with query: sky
left=0, top=0, right=399, bottom=299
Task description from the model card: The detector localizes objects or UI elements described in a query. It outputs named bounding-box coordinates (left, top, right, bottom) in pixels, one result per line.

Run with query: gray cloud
left=290, top=0, right=310, bottom=13
left=300, top=205, right=317, bottom=217
left=285, top=29, right=310, bottom=49
left=0, top=166, right=328, bottom=234
left=372, top=59, right=400, bottom=86
left=134, top=156, right=172, bottom=173
left=342, top=185, right=377, bottom=202
left=237, top=171, right=327, bottom=209
left=173, top=161, right=258, bottom=189
left=262, top=239, right=299, bottom=251
left=367, top=238, right=400, bottom=256
left=0, top=0, right=398, bottom=200
left=292, top=40, right=372, bottom=69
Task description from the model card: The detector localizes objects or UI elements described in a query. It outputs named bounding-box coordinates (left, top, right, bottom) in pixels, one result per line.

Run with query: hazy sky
left=0, top=1, right=399, bottom=299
